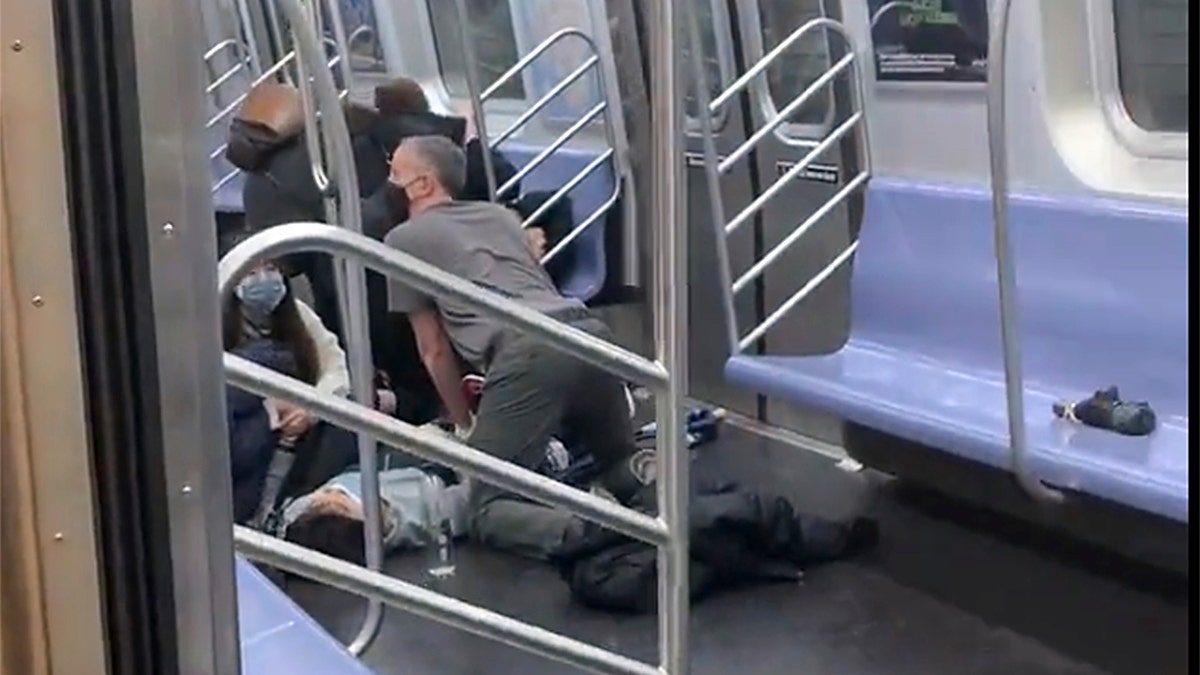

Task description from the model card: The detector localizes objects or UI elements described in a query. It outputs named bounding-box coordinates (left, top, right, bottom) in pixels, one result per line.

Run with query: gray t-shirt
left=383, top=200, right=582, bottom=372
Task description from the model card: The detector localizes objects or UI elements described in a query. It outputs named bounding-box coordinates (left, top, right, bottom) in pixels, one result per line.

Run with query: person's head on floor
left=388, top=135, right=466, bottom=216
left=375, top=77, right=430, bottom=116
left=285, top=511, right=366, bottom=566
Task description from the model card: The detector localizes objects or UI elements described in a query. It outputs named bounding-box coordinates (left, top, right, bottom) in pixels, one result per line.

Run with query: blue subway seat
left=237, top=556, right=376, bottom=674
left=726, top=178, right=1188, bottom=523
left=497, top=143, right=615, bottom=301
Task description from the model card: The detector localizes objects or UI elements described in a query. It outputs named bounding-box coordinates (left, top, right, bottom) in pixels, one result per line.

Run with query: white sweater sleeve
left=295, top=300, right=351, bottom=398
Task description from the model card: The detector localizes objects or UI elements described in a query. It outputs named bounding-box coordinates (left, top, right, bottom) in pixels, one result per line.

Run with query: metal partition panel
left=453, top=18, right=625, bottom=265
left=202, top=0, right=356, bottom=196
left=682, top=12, right=870, bottom=356
left=984, top=0, right=1062, bottom=505
left=217, top=218, right=687, bottom=672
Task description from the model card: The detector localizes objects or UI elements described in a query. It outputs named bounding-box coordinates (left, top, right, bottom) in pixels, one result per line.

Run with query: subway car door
left=683, top=0, right=761, bottom=416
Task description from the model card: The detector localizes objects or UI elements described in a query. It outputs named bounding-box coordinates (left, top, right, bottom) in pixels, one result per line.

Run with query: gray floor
left=284, top=425, right=1189, bottom=675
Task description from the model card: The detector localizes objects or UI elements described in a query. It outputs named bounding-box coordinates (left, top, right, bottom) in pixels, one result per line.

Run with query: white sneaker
left=628, top=448, right=657, bottom=485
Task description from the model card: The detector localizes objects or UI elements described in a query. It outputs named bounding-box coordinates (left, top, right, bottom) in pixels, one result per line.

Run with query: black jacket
left=226, top=339, right=298, bottom=524
left=506, top=191, right=577, bottom=289
left=364, top=111, right=520, bottom=204
left=552, top=483, right=878, bottom=613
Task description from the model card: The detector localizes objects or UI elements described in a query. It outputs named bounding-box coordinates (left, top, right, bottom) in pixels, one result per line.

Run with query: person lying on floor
left=276, top=440, right=471, bottom=564
left=274, top=406, right=603, bottom=563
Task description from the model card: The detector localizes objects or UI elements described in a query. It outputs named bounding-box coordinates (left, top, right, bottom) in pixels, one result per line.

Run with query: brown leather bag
left=225, top=81, right=306, bottom=172
left=237, top=81, right=305, bottom=139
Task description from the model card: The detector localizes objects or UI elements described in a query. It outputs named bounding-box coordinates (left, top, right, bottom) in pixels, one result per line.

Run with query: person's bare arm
left=409, top=309, right=472, bottom=430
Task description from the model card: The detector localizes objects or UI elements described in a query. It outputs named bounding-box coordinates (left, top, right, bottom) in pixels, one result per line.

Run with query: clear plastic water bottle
left=423, top=474, right=456, bottom=581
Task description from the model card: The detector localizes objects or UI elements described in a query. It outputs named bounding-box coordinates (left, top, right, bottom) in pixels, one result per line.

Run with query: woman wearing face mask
left=223, top=256, right=397, bottom=524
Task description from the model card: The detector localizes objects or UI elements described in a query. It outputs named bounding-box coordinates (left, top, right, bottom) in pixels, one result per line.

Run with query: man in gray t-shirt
left=382, top=136, right=649, bottom=561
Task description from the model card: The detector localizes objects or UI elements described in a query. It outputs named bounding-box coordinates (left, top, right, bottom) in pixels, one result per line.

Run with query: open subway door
left=683, top=0, right=867, bottom=440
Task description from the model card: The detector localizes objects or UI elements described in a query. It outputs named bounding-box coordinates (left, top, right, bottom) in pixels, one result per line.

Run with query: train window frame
left=337, top=0, right=389, bottom=75
left=684, top=0, right=736, bottom=134
left=1088, top=0, right=1188, bottom=160
left=424, top=0, right=528, bottom=103
left=740, top=0, right=836, bottom=144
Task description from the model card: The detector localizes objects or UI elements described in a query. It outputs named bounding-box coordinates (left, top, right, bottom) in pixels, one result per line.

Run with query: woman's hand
left=278, top=406, right=314, bottom=444
left=376, top=388, right=398, bottom=416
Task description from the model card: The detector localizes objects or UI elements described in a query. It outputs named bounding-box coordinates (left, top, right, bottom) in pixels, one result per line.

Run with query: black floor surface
left=284, top=425, right=1189, bottom=675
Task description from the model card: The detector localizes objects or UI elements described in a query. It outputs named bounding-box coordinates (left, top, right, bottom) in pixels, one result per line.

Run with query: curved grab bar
left=205, top=50, right=342, bottom=130
left=320, top=0, right=355, bottom=95
left=223, top=357, right=668, bottom=545
left=294, top=52, right=332, bottom=196
left=218, top=223, right=669, bottom=390
left=459, top=26, right=623, bottom=258
left=684, top=10, right=871, bottom=355
left=204, top=38, right=243, bottom=62
left=234, top=527, right=660, bottom=675
left=709, top=18, right=851, bottom=113
left=481, top=27, right=595, bottom=102
left=986, top=0, right=1063, bottom=505
left=270, top=0, right=385, bottom=654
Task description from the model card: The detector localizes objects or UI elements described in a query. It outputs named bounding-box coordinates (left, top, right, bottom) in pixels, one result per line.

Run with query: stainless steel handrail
left=985, top=0, right=1063, bottom=505
left=270, top=0, right=386, bottom=654
left=223, top=354, right=667, bottom=545
left=683, top=12, right=871, bottom=355
left=218, top=220, right=685, bottom=672
left=219, top=224, right=669, bottom=389
left=204, top=38, right=243, bottom=62
left=457, top=26, right=623, bottom=266
left=204, top=51, right=343, bottom=130
left=234, top=527, right=660, bottom=675
left=232, top=0, right=265, bottom=75
left=648, top=3, right=688, bottom=671
left=452, top=0, right=498, bottom=203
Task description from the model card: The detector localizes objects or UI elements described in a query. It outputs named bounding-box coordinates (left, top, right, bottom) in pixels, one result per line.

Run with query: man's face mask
left=235, top=267, right=287, bottom=320
left=385, top=178, right=411, bottom=224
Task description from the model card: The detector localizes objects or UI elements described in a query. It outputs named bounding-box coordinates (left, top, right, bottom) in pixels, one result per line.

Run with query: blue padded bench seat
left=209, top=140, right=615, bottom=302
left=726, top=177, right=1189, bottom=523
left=238, top=557, right=375, bottom=674
left=493, top=142, right=615, bottom=301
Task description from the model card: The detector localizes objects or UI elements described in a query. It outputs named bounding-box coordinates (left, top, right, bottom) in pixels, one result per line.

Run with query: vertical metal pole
left=452, top=0, right=499, bottom=203
left=275, top=0, right=387, bottom=653
left=322, top=0, right=356, bottom=94
left=650, top=1, right=689, bottom=673
left=232, top=0, right=264, bottom=75
left=986, top=0, right=1061, bottom=504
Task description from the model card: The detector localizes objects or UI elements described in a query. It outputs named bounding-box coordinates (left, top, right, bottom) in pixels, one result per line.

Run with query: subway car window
left=1113, top=0, right=1189, bottom=133
left=339, top=0, right=387, bottom=73
left=758, top=0, right=829, bottom=126
left=427, top=0, right=525, bottom=99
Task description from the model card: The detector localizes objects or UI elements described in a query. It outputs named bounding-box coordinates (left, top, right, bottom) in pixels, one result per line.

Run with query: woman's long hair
left=223, top=271, right=321, bottom=385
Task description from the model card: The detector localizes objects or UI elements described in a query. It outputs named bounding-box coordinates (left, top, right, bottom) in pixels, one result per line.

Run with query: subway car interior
left=0, top=0, right=1189, bottom=674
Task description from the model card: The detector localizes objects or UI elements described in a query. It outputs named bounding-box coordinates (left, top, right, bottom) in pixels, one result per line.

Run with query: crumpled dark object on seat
left=1052, top=386, right=1157, bottom=436
left=551, top=481, right=879, bottom=614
